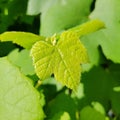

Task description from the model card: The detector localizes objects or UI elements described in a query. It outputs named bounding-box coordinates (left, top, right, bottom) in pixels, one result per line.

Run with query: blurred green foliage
left=1, top=0, right=120, bottom=120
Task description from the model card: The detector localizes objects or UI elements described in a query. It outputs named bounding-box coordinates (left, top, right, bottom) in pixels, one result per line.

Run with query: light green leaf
left=67, top=19, right=104, bottom=69
left=80, top=106, right=106, bottom=120
left=81, top=31, right=105, bottom=67
left=0, top=57, right=45, bottom=120
left=27, top=0, right=54, bottom=15
left=31, top=31, right=88, bottom=90
left=27, top=0, right=93, bottom=36
left=0, top=32, right=45, bottom=49
left=31, top=40, right=55, bottom=79
left=91, top=101, right=106, bottom=115
left=8, top=49, right=35, bottom=75
left=27, top=0, right=43, bottom=15
left=51, top=111, right=71, bottom=120
left=54, top=31, right=88, bottom=90
left=85, top=0, right=120, bottom=63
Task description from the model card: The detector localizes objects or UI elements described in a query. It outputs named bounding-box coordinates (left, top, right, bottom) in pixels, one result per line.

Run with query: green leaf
left=31, top=40, right=55, bottom=79
left=54, top=31, right=88, bottom=90
left=8, top=49, right=35, bottom=75
left=81, top=31, right=102, bottom=66
left=31, top=31, right=88, bottom=90
left=0, top=57, right=45, bottom=120
left=81, top=67, right=111, bottom=110
left=68, top=19, right=104, bottom=70
left=86, top=0, right=120, bottom=63
left=51, top=111, right=71, bottom=120
left=91, top=101, right=106, bottom=115
left=110, top=91, right=120, bottom=115
left=27, top=0, right=52, bottom=15
left=46, top=92, right=76, bottom=120
left=77, top=66, right=120, bottom=113
left=0, top=32, right=45, bottom=49
left=108, top=63, right=120, bottom=115
left=27, top=0, right=93, bottom=36
left=80, top=106, right=106, bottom=120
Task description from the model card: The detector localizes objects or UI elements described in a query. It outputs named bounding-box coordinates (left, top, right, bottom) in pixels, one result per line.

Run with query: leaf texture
left=31, top=41, right=55, bottom=79
left=31, top=31, right=88, bottom=90
left=0, top=32, right=45, bottom=49
left=0, top=57, right=45, bottom=120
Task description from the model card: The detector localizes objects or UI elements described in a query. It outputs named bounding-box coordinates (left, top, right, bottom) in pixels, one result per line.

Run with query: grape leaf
left=31, top=31, right=88, bottom=90
left=8, top=49, right=35, bottom=75
left=108, top=63, right=120, bottom=115
left=51, top=111, right=71, bottom=120
left=0, top=57, right=45, bottom=120
left=83, top=0, right=120, bottom=63
left=0, top=32, right=45, bottom=49
left=80, top=106, right=106, bottom=120
left=69, top=19, right=104, bottom=69
left=27, top=0, right=53, bottom=15
left=46, top=92, right=76, bottom=120
left=27, top=0, right=93, bottom=36
left=91, top=101, right=106, bottom=115
left=81, top=31, right=105, bottom=69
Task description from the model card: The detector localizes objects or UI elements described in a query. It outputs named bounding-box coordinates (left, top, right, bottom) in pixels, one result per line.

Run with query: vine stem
left=68, top=19, right=105, bottom=37
left=35, top=80, right=42, bottom=89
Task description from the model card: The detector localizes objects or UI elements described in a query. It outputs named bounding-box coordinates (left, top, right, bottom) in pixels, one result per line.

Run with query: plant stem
left=35, top=80, right=42, bottom=89
left=68, top=19, right=105, bottom=37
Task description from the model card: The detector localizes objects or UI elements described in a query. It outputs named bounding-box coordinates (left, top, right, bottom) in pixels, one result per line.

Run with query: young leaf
left=31, top=40, right=55, bottom=79
left=31, top=31, right=88, bottom=90
left=0, top=32, right=45, bottom=49
left=0, top=57, right=45, bottom=120
left=54, top=31, right=88, bottom=90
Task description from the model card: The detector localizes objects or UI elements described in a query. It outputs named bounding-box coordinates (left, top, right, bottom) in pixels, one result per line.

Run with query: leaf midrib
left=55, top=47, right=75, bottom=87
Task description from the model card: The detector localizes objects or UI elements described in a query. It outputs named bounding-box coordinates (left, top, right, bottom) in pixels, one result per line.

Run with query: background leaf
left=27, top=0, right=93, bottom=36
left=51, top=111, right=71, bottom=120
left=80, top=106, right=106, bottom=120
left=45, top=92, right=76, bottom=120
left=0, top=0, right=28, bottom=33
left=0, top=57, right=45, bottom=120
left=82, top=0, right=120, bottom=63
left=8, top=49, right=35, bottom=75
left=27, top=0, right=53, bottom=15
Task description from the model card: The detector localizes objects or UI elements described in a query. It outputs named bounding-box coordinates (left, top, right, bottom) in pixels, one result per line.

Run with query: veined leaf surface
left=31, top=31, right=88, bottom=90
left=0, top=32, right=45, bottom=49
left=0, top=57, right=45, bottom=120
